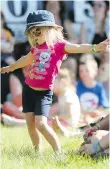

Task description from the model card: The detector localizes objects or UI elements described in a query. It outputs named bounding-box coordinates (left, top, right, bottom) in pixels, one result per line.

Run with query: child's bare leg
left=25, top=112, right=41, bottom=150
left=35, top=115, right=61, bottom=152
left=79, top=133, right=109, bottom=155
left=52, top=117, right=61, bottom=131
left=91, top=130, right=109, bottom=143
left=52, top=116, right=70, bottom=136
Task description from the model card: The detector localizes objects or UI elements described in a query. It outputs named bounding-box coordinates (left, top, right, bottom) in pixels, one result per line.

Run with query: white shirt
left=58, top=90, right=80, bottom=127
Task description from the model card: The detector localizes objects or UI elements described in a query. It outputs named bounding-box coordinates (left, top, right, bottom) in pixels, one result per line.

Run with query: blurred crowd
left=0, top=0, right=109, bottom=132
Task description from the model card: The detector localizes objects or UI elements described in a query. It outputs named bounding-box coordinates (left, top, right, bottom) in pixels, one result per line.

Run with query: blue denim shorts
left=22, top=84, right=53, bottom=117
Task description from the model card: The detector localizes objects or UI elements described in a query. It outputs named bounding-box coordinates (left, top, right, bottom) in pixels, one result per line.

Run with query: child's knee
left=91, top=130, right=109, bottom=143
left=36, top=121, right=47, bottom=132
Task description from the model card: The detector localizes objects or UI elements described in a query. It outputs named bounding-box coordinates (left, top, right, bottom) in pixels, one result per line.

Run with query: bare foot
left=52, top=117, right=60, bottom=132
left=52, top=116, right=70, bottom=136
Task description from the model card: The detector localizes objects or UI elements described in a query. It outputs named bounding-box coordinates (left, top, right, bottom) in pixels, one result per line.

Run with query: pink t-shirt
left=25, top=41, right=67, bottom=89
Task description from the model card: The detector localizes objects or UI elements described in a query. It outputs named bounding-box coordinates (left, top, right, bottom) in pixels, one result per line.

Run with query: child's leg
left=35, top=115, right=61, bottom=152
left=52, top=116, right=70, bottom=136
left=79, top=133, right=109, bottom=155
left=25, top=112, right=41, bottom=150
left=91, top=130, right=109, bottom=143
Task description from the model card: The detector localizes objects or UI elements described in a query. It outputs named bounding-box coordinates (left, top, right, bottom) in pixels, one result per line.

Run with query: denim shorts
left=22, top=84, right=53, bottom=117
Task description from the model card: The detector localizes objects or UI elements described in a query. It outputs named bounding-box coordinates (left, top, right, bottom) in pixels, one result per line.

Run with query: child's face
left=93, top=1, right=106, bottom=17
left=79, top=64, right=97, bottom=81
left=29, top=26, right=45, bottom=44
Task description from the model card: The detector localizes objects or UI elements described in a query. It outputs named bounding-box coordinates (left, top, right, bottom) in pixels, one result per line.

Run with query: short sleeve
left=30, top=47, right=38, bottom=55
left=54, top=40, right=69, bottom=60
left=30, top=47, right=34, bottom=54
left=58, top=40, right=68, bottom=55
left=64, top=91, right=80, bottom=104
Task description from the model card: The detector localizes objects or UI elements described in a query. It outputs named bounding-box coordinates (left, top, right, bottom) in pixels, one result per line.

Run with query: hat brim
left=24, top=22, right=63, bottom=35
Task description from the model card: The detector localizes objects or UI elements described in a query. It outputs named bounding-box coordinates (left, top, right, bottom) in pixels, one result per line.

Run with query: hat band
left=27, top=21, right=54, bottom=25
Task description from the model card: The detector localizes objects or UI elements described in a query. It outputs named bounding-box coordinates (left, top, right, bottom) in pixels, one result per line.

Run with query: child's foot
left=52, top=116, right=69, bottom=136
left=34, top=145, right=42, bottom=152
left=52, top=117, right=60, bottom=132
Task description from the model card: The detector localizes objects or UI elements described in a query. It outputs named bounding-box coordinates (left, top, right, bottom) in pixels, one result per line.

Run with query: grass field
left=1, top=126, right=109, bottom=169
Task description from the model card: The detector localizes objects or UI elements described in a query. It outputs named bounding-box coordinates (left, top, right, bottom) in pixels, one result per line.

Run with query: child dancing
left=0, top=10, right=109, bottom=152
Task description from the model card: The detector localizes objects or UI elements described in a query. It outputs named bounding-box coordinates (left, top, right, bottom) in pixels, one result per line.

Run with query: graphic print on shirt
left=80, top=92, right=99, bottom=112
left=29, top=49, right=52, bottom=80
left=37, top=52, right=51, bottom=72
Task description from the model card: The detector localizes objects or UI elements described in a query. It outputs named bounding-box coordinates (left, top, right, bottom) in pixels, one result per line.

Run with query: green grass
left=1, top=126, right=109, bottom=169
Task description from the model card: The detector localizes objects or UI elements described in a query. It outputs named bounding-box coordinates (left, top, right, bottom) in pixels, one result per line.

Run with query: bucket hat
left=25, top=10, right=63, bottom=35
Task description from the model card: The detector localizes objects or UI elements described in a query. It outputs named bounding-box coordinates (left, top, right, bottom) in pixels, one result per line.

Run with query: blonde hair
left=27, top=26, right=64, bottom=47
left=61, top=58, right=77, bottom=83
left=58, top=68, right=76, bottom=92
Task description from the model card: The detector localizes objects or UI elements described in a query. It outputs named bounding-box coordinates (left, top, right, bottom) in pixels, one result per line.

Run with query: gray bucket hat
left=25, top=10, right=63, bottom=35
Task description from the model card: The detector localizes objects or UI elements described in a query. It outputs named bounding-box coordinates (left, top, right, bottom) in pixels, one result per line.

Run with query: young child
left=50, top=68, right=81, bottom=137
left=0, top=10, right=109, bottom=152
left=77, top=60, right=109, bottom=124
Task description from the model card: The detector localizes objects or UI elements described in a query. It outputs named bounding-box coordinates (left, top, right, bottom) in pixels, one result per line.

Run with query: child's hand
left=96, top=39, right=110, bottom=52
left=79, top=144, right=94, bottom=155
left=0, top=66, right=14, bottom=74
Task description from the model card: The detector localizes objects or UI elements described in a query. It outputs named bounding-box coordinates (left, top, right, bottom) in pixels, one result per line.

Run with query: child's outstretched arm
left=0, top=52, right=34, bottom=74
left=64, top=39, right=109, bottom=54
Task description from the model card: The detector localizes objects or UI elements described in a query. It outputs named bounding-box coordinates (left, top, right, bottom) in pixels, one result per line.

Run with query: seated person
left=1, top=12, right=16, bottom=104
left=97, top=51, right=109, bottom=101
left=79, top=132, right=109, bottom=156
left=49, top=68, right=81, bottom=136
left=79, top=114, right=109, bottom=156
left=76, top=60, right=109, bottom=125
left=1, top=74, right=26, bottom=126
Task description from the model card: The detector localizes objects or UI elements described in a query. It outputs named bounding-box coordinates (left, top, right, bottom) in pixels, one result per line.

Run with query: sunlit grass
left=1, top=125, right=109, bottom=169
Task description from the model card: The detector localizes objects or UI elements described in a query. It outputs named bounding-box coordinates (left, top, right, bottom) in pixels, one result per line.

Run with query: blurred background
left=0, top=0, right=110, bottom=127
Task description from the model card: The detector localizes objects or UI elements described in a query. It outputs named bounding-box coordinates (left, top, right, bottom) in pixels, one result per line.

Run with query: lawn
left=1, top=126, right=109, bottom=169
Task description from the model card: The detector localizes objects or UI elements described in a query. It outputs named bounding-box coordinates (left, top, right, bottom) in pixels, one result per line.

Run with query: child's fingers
left=0, top=68, right=8, bottom=74
left=0, top=68, right=5, bottom=73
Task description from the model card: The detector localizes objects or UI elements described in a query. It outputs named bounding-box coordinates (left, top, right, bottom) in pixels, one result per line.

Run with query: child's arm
left=64, top=39, right=109, bottom=54
left=0, top=52, right=34, bottom=73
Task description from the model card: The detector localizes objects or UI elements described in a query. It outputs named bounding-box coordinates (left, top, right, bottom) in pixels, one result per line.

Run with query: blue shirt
left=76, top=80, right=109, bottom=112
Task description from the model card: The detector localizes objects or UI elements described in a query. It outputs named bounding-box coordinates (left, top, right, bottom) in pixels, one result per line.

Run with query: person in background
left=1, top=12, right=16, bottom=104
left=64, top=3, right=83, bottom=44
left=79, top=132, right=109, bottom=156
left=79, top=114, right=109, bottom=156
left=77, top=59, right=109, bottom=125
left=49, top=68, right=80, bottom=137
left=83, top=114, right=109, bottom=141
left=80, top=1, right=109, bottom=44
left=96, top=51, right=110, bottom=101
left=43, top=0, right=68, bottom=39
left=1, top=74, right=26, bottom=126
left=61, top=57, right=77, bottom=84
